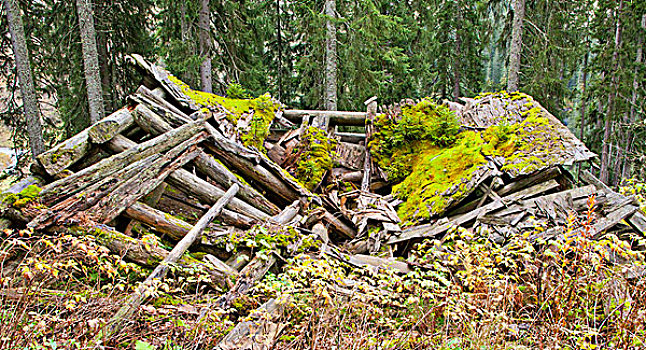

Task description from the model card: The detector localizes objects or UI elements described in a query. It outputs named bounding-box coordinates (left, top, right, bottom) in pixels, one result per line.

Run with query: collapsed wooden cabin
left=2, top=55, right=645, bottom=347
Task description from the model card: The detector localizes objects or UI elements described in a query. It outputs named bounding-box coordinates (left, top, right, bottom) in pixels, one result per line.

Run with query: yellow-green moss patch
left=167, top=75, right=281, bottom=152
left=295, top=127, right=338, bottom=191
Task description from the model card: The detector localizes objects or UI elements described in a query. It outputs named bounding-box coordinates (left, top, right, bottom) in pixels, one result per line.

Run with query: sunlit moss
left=295, top=127, right=338, bottom=191
left=2, top=184, right=42, bottom=208
left=167, top=75, right=280, bottom=152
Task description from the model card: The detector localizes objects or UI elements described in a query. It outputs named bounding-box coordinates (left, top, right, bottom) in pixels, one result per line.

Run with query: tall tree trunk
left=452, top=1, right=462, bottom=100
left=622, top=14, right=646, bottom=180
left=276, top=0, right=283, bottom=101
left=600, top=0, right=623, bottom=184
left=96, top=18, right=113, bottom=111
left=4, top=0, right=45, bottom=157
left=324, top=0, right=337, bottom=111
left=579, top=47, right=589, bottom=144
left=507, top=0, right=525, bottom=92
left=198, top=0, right=212, bottom=93
left=76, top=0, right=105, bottom=124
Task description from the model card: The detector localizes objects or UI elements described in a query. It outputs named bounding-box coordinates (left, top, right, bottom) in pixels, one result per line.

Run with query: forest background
left=1, top=0, right=645, bottom=187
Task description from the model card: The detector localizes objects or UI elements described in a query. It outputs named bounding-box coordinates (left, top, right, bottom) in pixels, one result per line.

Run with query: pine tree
left=76, top=0, right=105, bottom=123
left=3, top=0, right=45, bottom=157
left=507, top=0, right=525, bottom=92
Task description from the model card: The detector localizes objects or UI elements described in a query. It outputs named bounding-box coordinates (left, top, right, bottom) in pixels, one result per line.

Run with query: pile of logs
left=1, top=55, right=645, bottom=348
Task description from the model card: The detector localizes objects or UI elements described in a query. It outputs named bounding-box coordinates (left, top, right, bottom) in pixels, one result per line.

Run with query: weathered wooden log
left=87, top=107, right=134, bottom=144
left=284, top=109, right=366, bottom=126
left=100, top=185, right=239, bottom=340
left=124, top=202, right=192, bottom=240
left=40, top=121, right=205, bottom=206
left=105, top=135, right=256, bottom=228
left=29, top=132, right=206, bottom=229
left=167, top=169, right=270, bottom=221
left=36, top=129, right=90, bottom=177
left=203, top=132, right=300, bottom=203
left=132, top=103, right=280, bottom=215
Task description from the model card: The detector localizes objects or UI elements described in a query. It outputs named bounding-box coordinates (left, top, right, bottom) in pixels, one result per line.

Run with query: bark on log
left=124, top=202, right=192, bottom=241
left=36, top=129, right=90, bottom=177
left=132, top=103, right=280, bottom=215
left=100, top=185, right=238, bottom=340
left=87, top=107, right=134, bottom=144
left=40, top=121, right=205, bottom=206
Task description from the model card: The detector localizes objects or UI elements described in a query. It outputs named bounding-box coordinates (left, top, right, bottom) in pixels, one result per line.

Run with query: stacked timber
left=1, top=55, right=645, bottom=348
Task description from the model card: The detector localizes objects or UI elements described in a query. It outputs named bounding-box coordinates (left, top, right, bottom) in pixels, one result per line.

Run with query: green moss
left=392, top=132, right=488, bottom=223
left=167, top=75, right=281, bottom=152
left=294, top=127, right=338, bottom=191
left=3, top=184, right=42, bottom=208
left=369, top=99, right=460, bottom=182
left=368, top=94, right=562, bottom=225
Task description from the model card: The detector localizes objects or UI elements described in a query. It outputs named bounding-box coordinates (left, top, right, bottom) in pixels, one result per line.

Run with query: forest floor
left=2, top=193, right=645, bottom=349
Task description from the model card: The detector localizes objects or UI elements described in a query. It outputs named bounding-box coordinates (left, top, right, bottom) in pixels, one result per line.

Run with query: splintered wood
left=2, top=55, right=645, bottom=347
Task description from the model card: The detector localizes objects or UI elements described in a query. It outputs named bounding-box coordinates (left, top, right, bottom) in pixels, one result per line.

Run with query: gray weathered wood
left=87, top=107, right=134, bottom=144
left=100, top=185, right=239, bottom=340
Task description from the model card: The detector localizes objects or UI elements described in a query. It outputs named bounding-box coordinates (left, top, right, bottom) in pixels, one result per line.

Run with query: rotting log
left=29, top=133, right=206, bottom=230
left=100, top=185, right=239, bottom=340
left=87, top=107, right=134, bottom=144
left=124, top=202, right=192, bottom=241
left=203, top=132, right=300, bottom=203
left=36, top=129, right=90, bottom=177
left=132, top=103, right=280, bottom=215
left=167, top=169, right=270, bottom=221
left=40, top=121, right=205, bottom=206
left=284, top=109, right=366, bottom=126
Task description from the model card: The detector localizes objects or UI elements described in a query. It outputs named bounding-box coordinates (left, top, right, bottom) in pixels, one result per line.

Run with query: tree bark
left=324, top=0, right=338, bottom=111
left=198, top=0, right=212, bottom=93
left=507, top=0, right=525, bottom=92
left=622, top=14, right=645, bottom=180
left=452, top=1, right=462, bottom=100
left=600, top=0, right=623, bottom=184
left=4, top=0, right=45, bottom=158
left=76, top=0, right=105, bottom=123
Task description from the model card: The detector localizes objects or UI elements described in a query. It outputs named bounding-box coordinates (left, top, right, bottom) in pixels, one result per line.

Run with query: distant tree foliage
left=1, top=0, right=645, bottom=184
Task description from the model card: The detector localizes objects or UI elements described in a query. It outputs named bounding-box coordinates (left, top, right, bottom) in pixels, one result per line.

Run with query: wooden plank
left=388, top=179, right=562, bottom=244
left=283, top=109, right=366, bottom=126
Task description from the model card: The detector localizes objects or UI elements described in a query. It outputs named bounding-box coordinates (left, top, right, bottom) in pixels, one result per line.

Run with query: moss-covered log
left=87, top=107, right=134, bottom=144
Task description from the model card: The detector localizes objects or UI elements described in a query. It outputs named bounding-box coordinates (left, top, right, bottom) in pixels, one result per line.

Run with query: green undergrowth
left=167, top=75, right=280, bottom=152
left=294, top=127, right=338, bottom=191
left=369, top=95, right=559, bottom=225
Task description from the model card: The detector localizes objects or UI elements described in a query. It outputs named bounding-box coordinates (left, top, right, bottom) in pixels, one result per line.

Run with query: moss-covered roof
left=369, top=92, right=596, bottom=225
